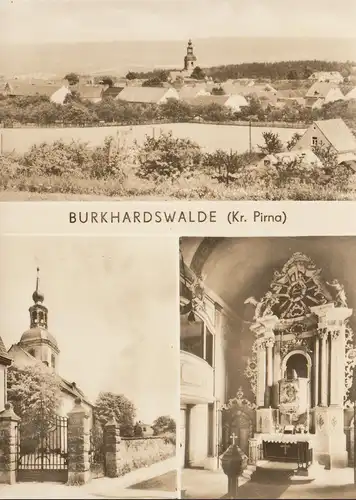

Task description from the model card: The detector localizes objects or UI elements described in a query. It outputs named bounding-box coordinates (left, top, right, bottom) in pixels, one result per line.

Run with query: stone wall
left=117, top=436, right=175, bottom=476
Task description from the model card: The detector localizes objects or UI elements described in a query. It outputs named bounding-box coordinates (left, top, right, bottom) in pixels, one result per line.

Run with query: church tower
left=18, top=267, right=59, bottom=372
left=184, top=39, right=197, bottom=74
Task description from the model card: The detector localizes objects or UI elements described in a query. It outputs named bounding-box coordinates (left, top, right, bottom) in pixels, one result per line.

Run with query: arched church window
left=51, top=354, right=56, bottom=369
left=32, top=311, right=37, bottom=324
left=38, top=311, right=44, bottom=323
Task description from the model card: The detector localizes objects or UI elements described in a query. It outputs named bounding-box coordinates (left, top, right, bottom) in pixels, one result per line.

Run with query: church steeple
left=18, top=267, right=59, bottom=371
left=184, top=39, right=197, bottom=73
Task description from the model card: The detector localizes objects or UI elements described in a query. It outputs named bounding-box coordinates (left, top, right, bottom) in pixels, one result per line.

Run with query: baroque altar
left=245, top=253, right=353, bottom=470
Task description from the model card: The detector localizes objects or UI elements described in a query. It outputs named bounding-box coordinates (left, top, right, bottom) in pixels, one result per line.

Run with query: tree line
left=1, top=94, right=356, bottom=129
left=122, top=60, right=355, bottom=82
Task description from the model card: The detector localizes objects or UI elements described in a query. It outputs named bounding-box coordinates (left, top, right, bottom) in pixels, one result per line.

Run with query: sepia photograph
left=0, top=0, right=356, bottom=201
left=180, top=236, right=356, bottom=498
left=0, top=236, right=179, bottom=499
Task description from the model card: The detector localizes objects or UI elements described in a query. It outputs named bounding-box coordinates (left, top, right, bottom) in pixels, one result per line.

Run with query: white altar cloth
left=259, top=433, right=313, bottom=446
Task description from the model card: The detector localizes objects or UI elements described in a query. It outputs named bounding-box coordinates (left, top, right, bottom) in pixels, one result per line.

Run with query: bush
left=136, top=132, right=203, bottom=181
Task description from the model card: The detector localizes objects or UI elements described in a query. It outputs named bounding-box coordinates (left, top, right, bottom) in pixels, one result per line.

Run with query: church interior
left=179, top=236, right=356, bottom=482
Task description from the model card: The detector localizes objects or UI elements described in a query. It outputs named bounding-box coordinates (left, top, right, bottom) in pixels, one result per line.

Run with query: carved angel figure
left=326, top=279, right=347, bottom=307
left=244, top=296, right=261, bottom=320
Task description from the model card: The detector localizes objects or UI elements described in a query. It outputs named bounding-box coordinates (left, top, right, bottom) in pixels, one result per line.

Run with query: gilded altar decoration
left=326, top=279, right=348, bottom=308
left=221, top=387, right=257, bottom=411
left=245, top=253, right=333, bottom=322
left=280, top=381, right=299, bottom=405
left=344, top=324, right=355, bottom=407
left=243, top=252, right=355, bottom=408
left=180, top=270, right=207, bottom=320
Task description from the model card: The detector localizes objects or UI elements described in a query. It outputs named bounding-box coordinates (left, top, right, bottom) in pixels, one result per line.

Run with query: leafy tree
left=64, top=72, right=80, bottom=86
left=61, top=103, right=98, bottom=125
left=196, top=102, right=232, bottom=122
left=134, top=421, right=144, bottom=437
left=7, top=364, right=61, bottom=445
left=90, top=136, right=128, bottom=181
left=303, top=66, right=313, bottom=79
left=286, top=132, right=302, bottom=151
left=126, top=71, right=138, bottom=80
left=260, top=156, right=324, bottom=189
left=136, top=131, right=202, bottom=181
left=94, top=391, right=136, bottom=437
left=22, top=139, right=92, bottom=178
left=191, top=66, right=206, bottom=80
left=152, top=415, right=176, bottom=435
left=203, top=149, right=255, bottom=184
left=258, top=131, right=284, bottom=154
left=311, top=142, right=338, bottom=173
left=287, top=70, right=299, bottom=80
left=159, top=99, right=193, bottom=122
left=99, top=76, right=114, bottom=87
left=211, top=86, right=225, bottom=95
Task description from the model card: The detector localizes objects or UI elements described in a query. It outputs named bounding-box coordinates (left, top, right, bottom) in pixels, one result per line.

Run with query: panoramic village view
left=1, top=0, right=356, bottom=200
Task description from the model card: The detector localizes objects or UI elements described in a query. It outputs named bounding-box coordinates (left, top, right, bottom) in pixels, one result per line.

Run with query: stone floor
left=181, top=465, right=356, bottom=499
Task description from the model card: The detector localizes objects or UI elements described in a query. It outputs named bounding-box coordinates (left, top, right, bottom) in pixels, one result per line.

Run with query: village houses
left=308, top=71, right=344, bottom=84
left=292, top=118, right=356, bottom=168
left=183, top=94, right=248, bottom=113
left=117, top=86, right=179, bottom=104
left=259, top=149, right=323, bottom=170
left=304, top=81, right=345, bottom=108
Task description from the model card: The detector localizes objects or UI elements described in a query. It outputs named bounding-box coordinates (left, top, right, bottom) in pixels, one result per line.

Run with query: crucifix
left=230, top=432, right=238, bottom=446
left=280, top=443, right=291, bottom=456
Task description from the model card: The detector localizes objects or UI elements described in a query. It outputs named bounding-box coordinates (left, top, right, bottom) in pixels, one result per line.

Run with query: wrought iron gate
left=16, top=415, right=68, bottom=482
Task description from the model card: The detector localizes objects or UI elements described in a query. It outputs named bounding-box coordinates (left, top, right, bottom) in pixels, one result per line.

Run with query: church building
left=180, top=237, right=356, bottom=478
left=7, top=268, right=93, bottom=420
left=169, top=40, right=199, bottom=82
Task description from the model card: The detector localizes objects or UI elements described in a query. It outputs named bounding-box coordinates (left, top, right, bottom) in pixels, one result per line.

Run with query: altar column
left=256, top=342, right=267, bottom=408
left=311, top=303, right=353, bottom=469
left=319, top=328, right=328, bottom=408
left=266, top=337, right=275, bottom=408
left=313, top=335, right=319, bottom=407
left=327, top=309, right=352, bottom=407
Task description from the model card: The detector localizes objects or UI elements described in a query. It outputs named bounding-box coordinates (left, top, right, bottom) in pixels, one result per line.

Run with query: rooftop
left=314, top=118, right=356, bottom=153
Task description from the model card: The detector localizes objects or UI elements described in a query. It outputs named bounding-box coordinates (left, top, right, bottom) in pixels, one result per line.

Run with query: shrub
left=136, top=132, right=203, bottom=182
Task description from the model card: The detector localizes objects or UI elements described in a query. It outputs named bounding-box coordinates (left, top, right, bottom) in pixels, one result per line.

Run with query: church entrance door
left=16, top=415, right=68, bottom=482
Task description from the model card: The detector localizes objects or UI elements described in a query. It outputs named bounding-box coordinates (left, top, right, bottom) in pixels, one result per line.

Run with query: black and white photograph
left=1, top=0, right=356, bottom=201
left=180, top=236, right=356, bottom=498
left=0, top=236, right=179, bottom=499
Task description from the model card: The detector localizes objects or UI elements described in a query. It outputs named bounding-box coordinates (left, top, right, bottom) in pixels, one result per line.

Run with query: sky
left=0, top=236, right=179, bottom=424
left=1, top=0, right=356, bottom=45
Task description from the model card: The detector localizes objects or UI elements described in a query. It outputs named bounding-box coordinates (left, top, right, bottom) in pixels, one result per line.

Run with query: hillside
left=1, top=37, right=356, bottom=78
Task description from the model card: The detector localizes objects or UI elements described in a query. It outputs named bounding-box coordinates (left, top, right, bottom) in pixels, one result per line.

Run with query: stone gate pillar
left=104, top=415, right=121, bottom=477
left=67, top=397, right=91, bottom=485
left=0, top=403, right=20, bottom=485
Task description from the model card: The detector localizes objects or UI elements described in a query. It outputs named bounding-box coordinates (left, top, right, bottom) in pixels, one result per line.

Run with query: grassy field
left=0, top=122, right=304, bottom=155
